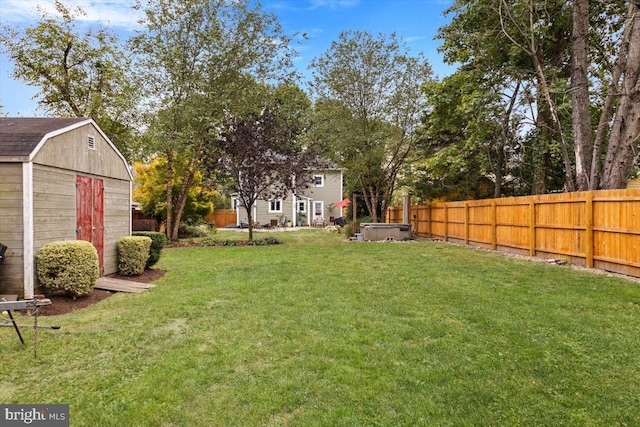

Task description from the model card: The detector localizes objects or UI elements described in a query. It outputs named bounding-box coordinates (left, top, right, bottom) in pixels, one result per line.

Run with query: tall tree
left=211, top=105, right=323, bottom=241
left=437, top=0, right=637, bottom=193
left=418, top=71, right=524, bottom=200
left=133, top=158, right=215, bottom=226
left=571, top=0, right=592, bottom=190
left=131, top=0, right=296, bottom=240
left=598, top=1, right=640, bottom=189
left=309, top=31, right=432, bottom=221
left=0, top=0, right=139, bottom=160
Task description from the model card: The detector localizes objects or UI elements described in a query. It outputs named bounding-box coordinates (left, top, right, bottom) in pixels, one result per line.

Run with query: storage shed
left=0, top=117, right=132, bottom=298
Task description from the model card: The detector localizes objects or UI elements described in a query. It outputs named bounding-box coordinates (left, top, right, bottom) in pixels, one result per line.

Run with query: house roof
left=0, top=117, right=89, bottom=159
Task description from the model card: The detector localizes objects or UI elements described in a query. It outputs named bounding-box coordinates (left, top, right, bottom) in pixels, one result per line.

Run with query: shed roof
left=0, top=117, right=89, bottom=158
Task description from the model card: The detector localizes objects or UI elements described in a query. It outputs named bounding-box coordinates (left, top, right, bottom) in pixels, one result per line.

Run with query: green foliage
left=117, top=236, right=151, bottom=276
left=36, top=240, right=99, bottom=297
left=309, top=30, right=432, bottom=221
left=132, top=232, right=167, bottom=268
left=133, top=158, right=215, bottom=225
left=200, top=236, right=282, bottom=247
left=212, top=102, right=324, bottom=241
left=178, top=224, right=209, bottom=239
left=129, top=0, right=299, bottom=240
left=0, top=1, right=140, bottom=161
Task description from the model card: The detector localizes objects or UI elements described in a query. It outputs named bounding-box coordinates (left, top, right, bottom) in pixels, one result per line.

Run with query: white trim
left=87, top=134, right=96, bottom=150
left=291, top=194, right=297, bottom=227
left=313, top=200, right=324, bottom=222
left=22, top=162, right=34, bottom=298
left=268, top=199, right=283, bottom=213
left=129, top=180, right=133, bottom=235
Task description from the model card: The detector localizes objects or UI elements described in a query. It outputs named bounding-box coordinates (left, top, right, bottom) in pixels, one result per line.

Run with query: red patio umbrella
left=333, top=198, right=351, bottom=208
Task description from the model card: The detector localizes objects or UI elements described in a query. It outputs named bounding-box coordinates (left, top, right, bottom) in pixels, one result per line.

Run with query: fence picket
left=387, top=190, right=640, bottom=278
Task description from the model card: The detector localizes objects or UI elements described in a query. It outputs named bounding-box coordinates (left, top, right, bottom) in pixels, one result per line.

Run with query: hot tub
left=360, top=223, right=411, bottom=241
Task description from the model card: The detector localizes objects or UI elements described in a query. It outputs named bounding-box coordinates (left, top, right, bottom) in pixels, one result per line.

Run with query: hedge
left=36, top=240, right=99, bottom=298
left=118, top=236, right=151, bottom=276
left=132, top=231, right=167, bottom=268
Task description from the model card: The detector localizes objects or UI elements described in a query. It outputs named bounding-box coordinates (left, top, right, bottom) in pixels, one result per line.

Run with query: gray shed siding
left=31, top=165, right=130, bottom=277
left=0, top=163, right=24, bottom=295
left=31, top=124, right=130, bottom=181
left=0, top=119, right=132, bottom=297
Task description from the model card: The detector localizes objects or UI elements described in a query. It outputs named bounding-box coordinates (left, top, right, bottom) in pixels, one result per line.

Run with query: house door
left=313, top=201, right=324, bottom=226
left=76, top=175, right=104, bottom=275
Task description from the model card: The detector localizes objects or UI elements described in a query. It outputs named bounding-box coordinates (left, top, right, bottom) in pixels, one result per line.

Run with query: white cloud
left=1, top=0, right=143, bottom=31
left=309, top=0, right=360, bottom=10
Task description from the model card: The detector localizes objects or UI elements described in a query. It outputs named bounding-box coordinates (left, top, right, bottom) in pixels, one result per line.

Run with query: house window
left=297, top=200, right=306, bottom=212
left=87, top=135, right=96, bottom=150
left=313, top=174, right=324, bottom=187
left=269, top=199, right=282, bottom=213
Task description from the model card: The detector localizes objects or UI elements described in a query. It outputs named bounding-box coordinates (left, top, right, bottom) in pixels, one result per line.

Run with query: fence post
left=491, top=200, right=497, bottom=251
left=585, top=192, right=594, bottom=268
left=529, top=198, right=536, bottom=257
left=464, top=201, right=469, bottom=245
left=427, top=202, right=432, bottom=238
left=444, top=203, right=449, bottom=242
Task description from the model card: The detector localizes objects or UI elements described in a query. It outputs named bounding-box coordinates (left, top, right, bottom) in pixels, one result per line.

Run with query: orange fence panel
left=388, top=190, right=640, bottom=278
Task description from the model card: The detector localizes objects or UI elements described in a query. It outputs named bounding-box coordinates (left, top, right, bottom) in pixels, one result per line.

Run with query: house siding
left=300, top=170, right=343, bottom=222
left=237, top=169, right=343, bottom=227
left=0, top=163, right=24, bottom=295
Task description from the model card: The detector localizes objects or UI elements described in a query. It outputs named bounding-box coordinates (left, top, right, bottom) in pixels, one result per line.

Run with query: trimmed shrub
left=132, top=231, right=167, bottom=268
left=178, top=224, right=209, bottom=238
left=118, top=236, right=152, bottom=276
left=36, top=240, right=99, bottom=298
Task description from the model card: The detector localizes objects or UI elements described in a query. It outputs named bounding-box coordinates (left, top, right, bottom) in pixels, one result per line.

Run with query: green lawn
left=2, top=229, right=640, bottom=426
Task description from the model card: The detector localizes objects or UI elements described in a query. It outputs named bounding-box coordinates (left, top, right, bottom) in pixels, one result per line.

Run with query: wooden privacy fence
left=205, top=209, right=236, bottom=228
left=387, top=189, right=640, bottom=278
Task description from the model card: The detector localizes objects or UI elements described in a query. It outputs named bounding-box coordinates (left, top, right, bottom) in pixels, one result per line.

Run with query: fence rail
left=387, top=189, right=640, bottom=278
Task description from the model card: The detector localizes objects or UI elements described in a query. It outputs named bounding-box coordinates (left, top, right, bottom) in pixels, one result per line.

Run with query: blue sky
left=0, top=0, right=455, bottom=117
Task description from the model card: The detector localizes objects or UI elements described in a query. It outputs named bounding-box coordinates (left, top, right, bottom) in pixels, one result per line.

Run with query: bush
left=132, top=231, right=167, bottom=268
left=343, top=223, right=354, bottom=238
left=201, top=236, right=219, bottom=246
left=178, top=223, right=209, bottom=238
left=118, top=236, right=151, bottom=276
left=36, top=240, right=99, bottom=298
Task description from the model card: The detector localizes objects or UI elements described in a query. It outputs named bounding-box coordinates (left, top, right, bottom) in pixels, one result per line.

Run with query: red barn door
left=76, top=175, right=105, bottom=275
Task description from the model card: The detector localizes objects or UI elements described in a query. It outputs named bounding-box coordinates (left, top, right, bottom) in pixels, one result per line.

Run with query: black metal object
left=1, top=297, right=59, bottom=357
left=0, top=242, right=7, bottom=263
left=334, top=217, right=347, bottom=226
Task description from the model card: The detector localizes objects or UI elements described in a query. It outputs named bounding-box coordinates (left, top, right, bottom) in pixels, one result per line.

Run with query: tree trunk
left=169, top=136, right=206, bottom=241
left=531, top=52, right=576, bottom=192
left=169, top=166, right=196, bottom=241
left=590, top=14, right=631, bottom=189
left=600, top=2, right=640, bottom=189
left=571, top=0, right=593, bottom=191
left=495, top=81, right=521, bottom=198
left=245, top=205, right=254, bottom=241
left=165, top=149, right=174, bottom=240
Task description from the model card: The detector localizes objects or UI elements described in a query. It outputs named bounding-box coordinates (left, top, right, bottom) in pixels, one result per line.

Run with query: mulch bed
left=34, top=269, right=166, bottom=316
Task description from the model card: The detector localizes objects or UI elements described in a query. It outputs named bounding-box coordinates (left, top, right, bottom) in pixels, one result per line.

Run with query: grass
left=2, top=229, right=640, bottom=426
